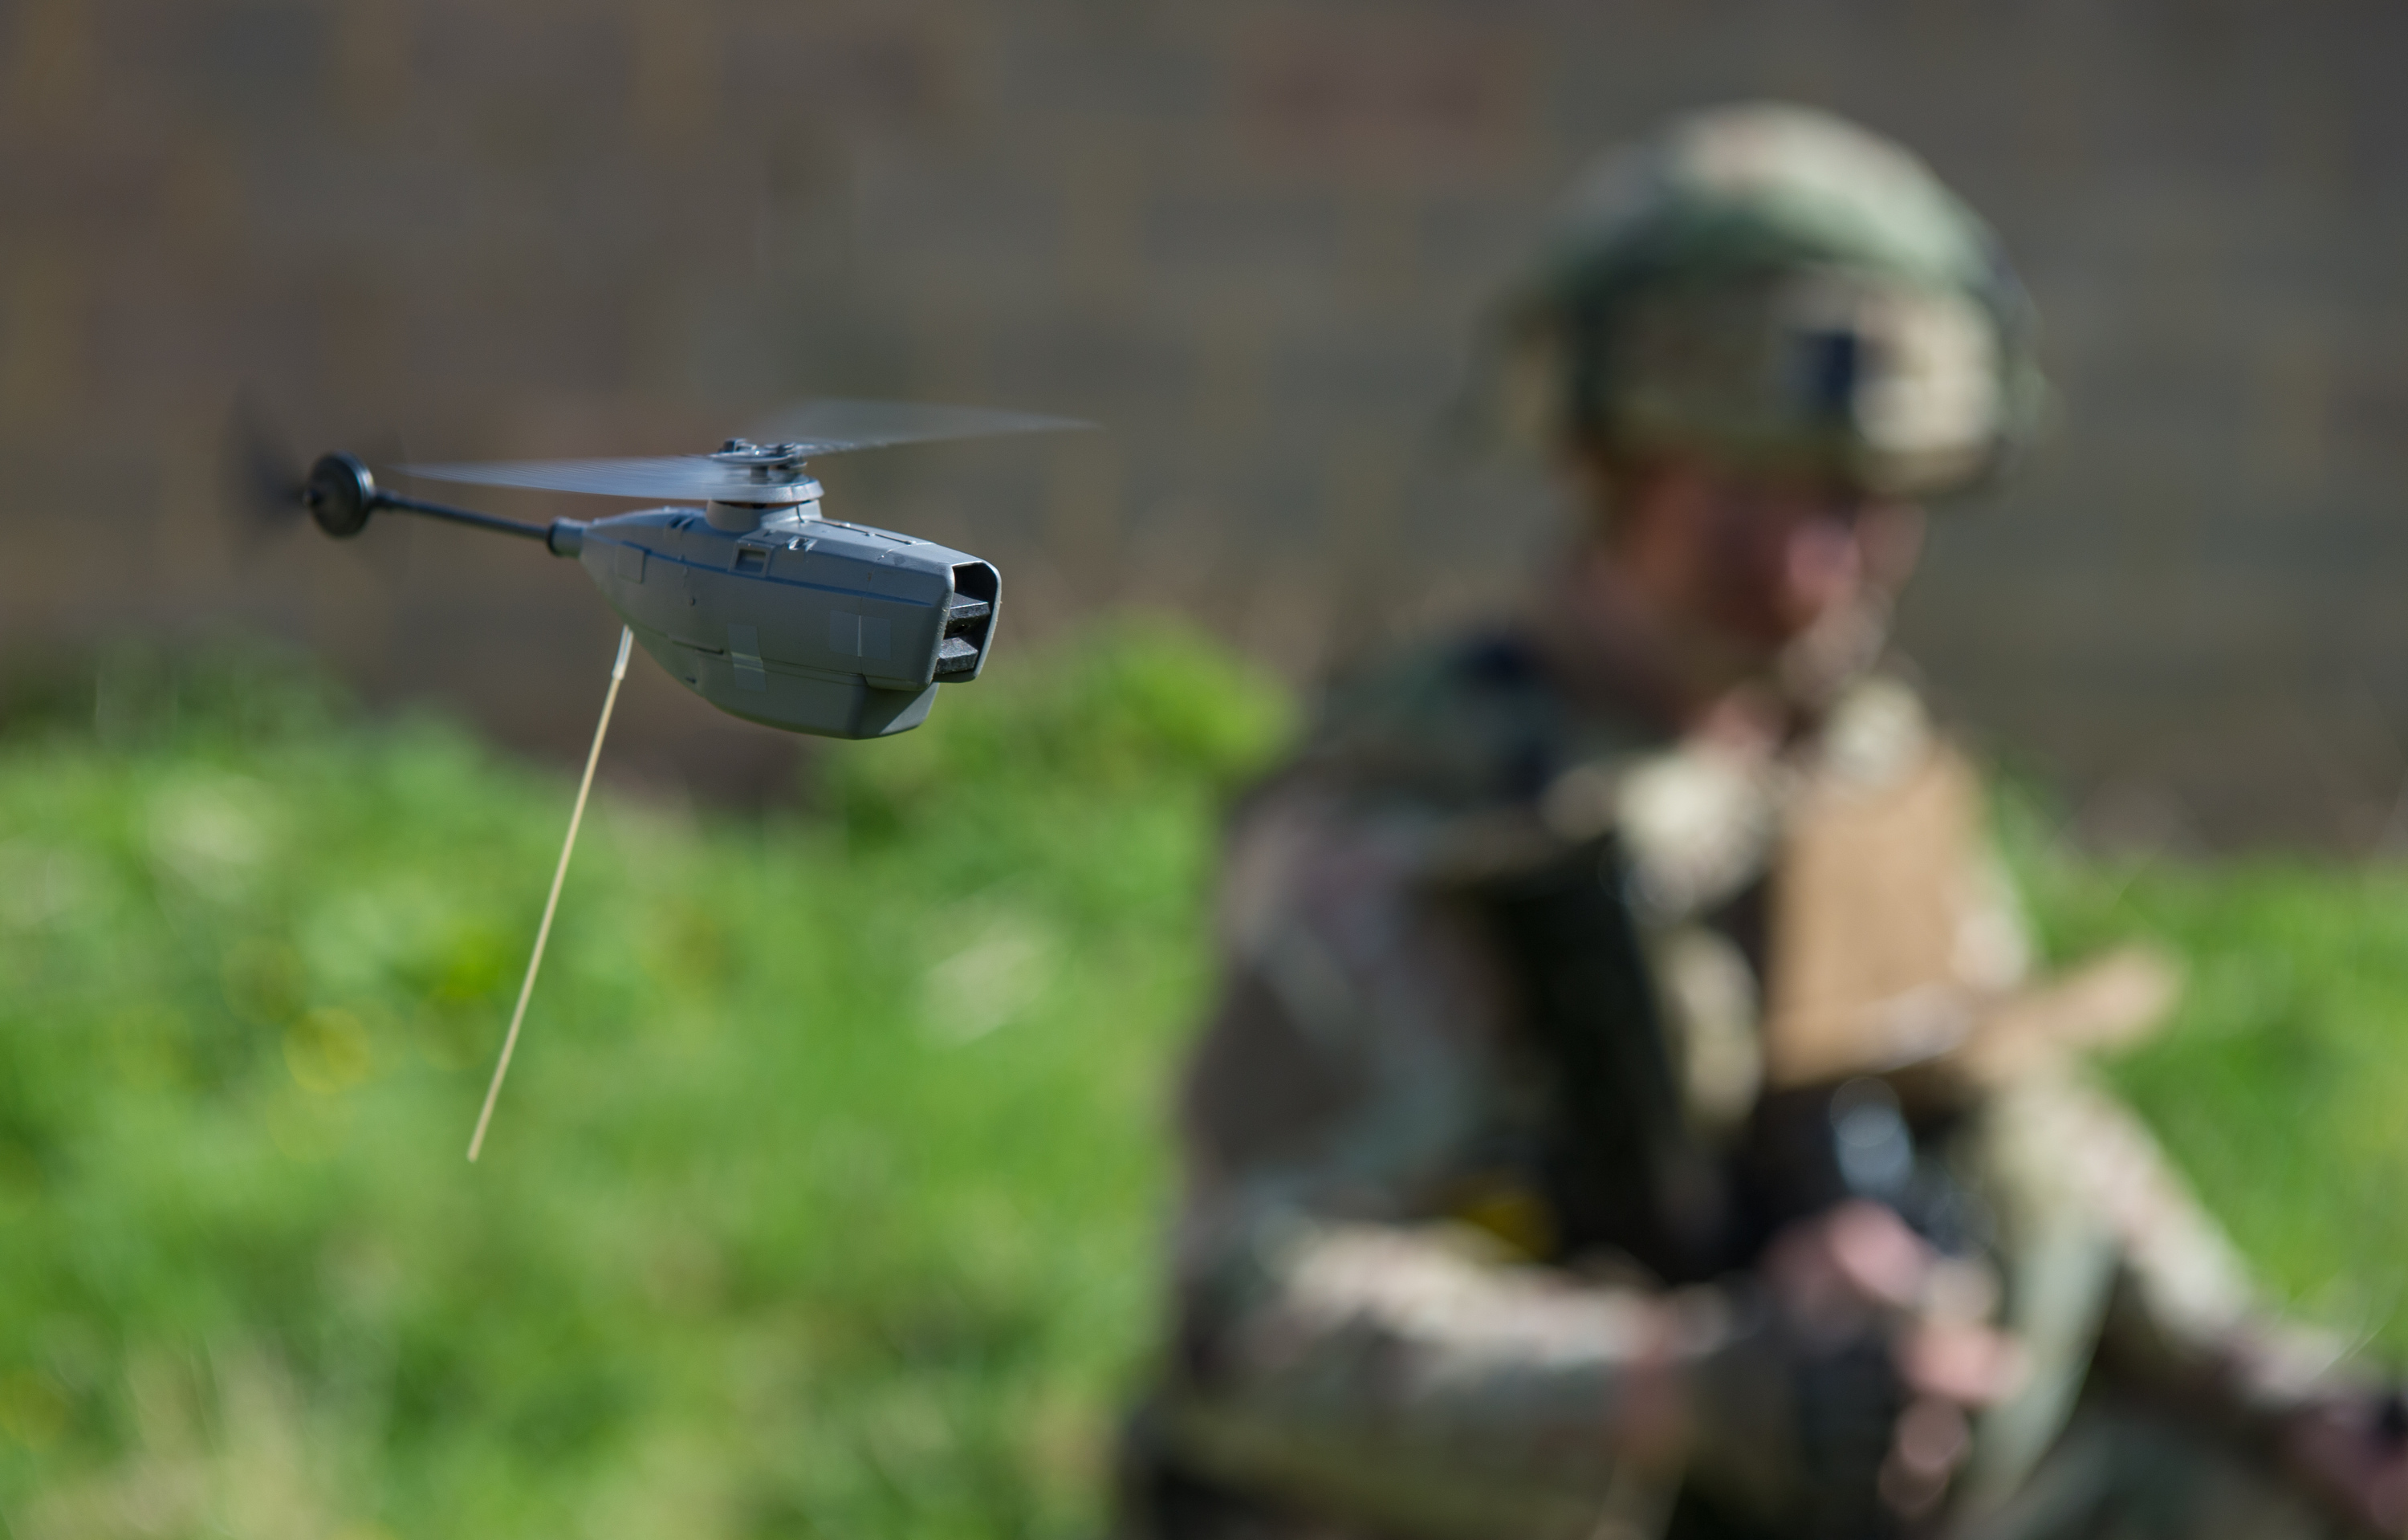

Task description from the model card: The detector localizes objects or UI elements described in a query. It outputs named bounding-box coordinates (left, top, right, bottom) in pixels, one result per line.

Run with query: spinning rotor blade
left=220, top=394, right=551, bottom=551
left=224, top=393, right=311, bottom=542
left=405, top=398, right=1086, bottom=502
left=401, top=457, right=818, bottom=502
left=744, top=398, right=1088, bottom=454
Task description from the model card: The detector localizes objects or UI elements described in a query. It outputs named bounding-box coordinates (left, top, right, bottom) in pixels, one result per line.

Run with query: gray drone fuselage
left=291, top=409, right=1064, bottom=741
left=546, top=491, right=1000, bottom=740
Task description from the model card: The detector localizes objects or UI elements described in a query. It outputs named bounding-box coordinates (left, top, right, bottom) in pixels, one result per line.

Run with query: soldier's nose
left=1780, top=510, right=1865, bottom=617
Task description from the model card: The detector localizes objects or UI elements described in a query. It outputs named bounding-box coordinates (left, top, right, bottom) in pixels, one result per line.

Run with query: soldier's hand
left=2278, top=1392, right=2408, bottom=1536
left=1763, top=1202, right=2024, bottom=1520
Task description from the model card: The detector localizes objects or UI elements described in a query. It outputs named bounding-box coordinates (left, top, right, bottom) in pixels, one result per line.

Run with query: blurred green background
left=3, top=624, right=2406, bottom=1538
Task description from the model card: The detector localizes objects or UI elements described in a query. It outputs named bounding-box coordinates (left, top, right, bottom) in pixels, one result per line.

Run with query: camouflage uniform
left=1118, top=108, right=2374, bottom=1540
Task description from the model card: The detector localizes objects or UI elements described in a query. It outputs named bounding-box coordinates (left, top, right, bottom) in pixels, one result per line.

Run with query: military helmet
left=1497, top=103, right=2044, bottom=498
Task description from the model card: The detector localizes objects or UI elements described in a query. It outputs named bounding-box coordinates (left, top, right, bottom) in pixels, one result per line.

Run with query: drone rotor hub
left=708, top=438, right=812, bottom=486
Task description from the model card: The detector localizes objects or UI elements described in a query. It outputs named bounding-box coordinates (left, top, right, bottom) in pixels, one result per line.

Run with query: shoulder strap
left=1479, top=836, right=1734, bottom=1282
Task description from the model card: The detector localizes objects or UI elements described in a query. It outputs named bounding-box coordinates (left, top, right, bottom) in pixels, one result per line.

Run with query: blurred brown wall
left=1, top=0, right=2402, bottom=844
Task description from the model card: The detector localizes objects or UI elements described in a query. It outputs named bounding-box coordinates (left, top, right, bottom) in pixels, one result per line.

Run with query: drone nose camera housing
left=563, top=486, right=1002, bottom=740
left=271, top=402, right=1076, bottom=740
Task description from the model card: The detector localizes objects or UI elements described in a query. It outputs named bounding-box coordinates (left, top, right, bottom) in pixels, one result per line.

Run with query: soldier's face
left=1610, top=457, right=1925, bottom=653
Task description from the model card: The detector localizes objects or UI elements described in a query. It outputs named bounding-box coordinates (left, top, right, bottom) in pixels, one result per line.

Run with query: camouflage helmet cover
left=1502, top=103, right=2044, bottom=498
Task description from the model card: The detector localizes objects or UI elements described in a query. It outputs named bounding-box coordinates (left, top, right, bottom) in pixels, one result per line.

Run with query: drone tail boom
left=304, top=453, right=586, bottom=549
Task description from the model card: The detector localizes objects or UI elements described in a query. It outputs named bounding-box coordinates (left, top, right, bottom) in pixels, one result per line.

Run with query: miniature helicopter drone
left=246, top=398, right=1084, bottom=1158
left=254, top=399, right=1081, bottom=738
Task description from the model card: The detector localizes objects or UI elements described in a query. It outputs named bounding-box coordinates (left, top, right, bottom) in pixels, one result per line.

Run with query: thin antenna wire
left=467, top=626, right=635, bottom=1162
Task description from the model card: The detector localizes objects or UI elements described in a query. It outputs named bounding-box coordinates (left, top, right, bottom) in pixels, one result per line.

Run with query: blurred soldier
left=1119, top=104, right=2408, bottom=1540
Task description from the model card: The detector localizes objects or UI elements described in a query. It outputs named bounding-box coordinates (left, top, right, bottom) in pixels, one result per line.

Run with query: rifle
left=1479, top=834, right=1995, bottom=1538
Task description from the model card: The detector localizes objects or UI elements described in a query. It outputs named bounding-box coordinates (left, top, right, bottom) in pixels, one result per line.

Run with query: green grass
left=0, top=624, right=1290, bottom=1540
left=2, top=628, right=2406, bottom=1538
left=2000, top=790, right=2408, bottom=1343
